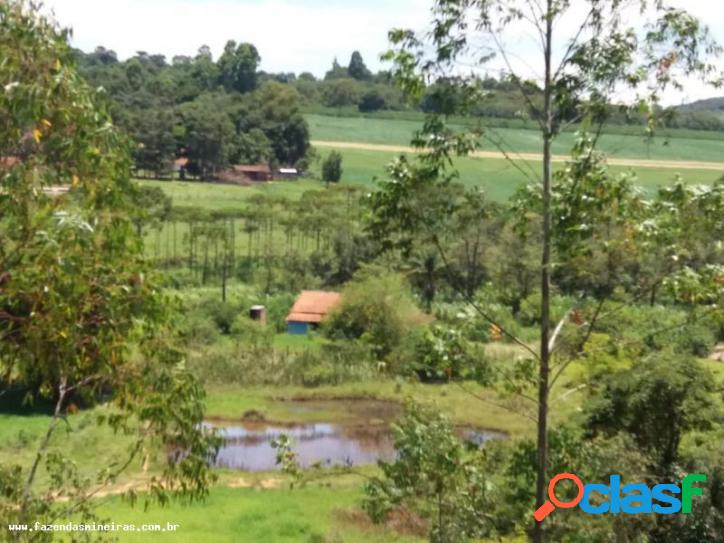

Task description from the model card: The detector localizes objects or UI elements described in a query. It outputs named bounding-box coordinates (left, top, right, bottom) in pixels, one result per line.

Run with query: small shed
left=286, top=290, right=341, bottom=335
left=277, top=167, right=299, bottom=180
left=249, top=304, right=267, bottom=326
left=233, top=164, right=273, bottom=182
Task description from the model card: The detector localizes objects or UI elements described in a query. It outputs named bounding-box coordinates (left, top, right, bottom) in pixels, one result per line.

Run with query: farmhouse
left=232, top=164, right=273, bottom=182
left=285, top=290, right=341, bottom=335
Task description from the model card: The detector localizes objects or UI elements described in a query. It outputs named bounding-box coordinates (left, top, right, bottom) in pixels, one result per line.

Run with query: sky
left=42, top=0, right=724, bottom=106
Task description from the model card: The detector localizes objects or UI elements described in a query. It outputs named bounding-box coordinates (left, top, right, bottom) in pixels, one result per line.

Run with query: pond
left=207, top=399, right=504, bottom=472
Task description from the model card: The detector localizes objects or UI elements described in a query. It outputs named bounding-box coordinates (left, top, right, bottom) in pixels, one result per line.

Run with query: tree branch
left=17, top=375, right=68, bottom=534
left=431, top=235, right=540, bottom=361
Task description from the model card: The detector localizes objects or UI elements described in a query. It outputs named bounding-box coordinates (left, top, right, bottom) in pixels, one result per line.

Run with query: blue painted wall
left=287, top=321, right=310, bottom=335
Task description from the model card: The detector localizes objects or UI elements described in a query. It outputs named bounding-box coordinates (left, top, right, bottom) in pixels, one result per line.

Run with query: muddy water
left=212, top=421, right=394, bottom=471
left=208, top=399, right=504, bottom=472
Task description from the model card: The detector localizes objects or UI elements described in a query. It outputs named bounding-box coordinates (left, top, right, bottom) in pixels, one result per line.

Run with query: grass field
left=306, top=113, right=724, bottom=162
left=141, top=178, right=324, bottom=209
left=94, top=481, right=420, bottom=543
left=134, top=114, right=724, bottom=220
left=308, top=147, right=722, bottom=201
left=140, top=150, right=722, bottom=214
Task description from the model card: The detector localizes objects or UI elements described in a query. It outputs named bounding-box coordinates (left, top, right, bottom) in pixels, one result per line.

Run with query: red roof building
left=286, top=290, right=342, bottom=334
left=232, top=164, right=273, bottom=182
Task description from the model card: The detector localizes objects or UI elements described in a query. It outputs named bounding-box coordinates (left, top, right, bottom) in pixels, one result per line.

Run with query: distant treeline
left=75, top=44, right=724, bottom=179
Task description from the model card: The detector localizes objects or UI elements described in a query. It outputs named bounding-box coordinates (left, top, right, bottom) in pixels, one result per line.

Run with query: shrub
left=177, top=312, right=219, bottom=345
left=363, top=402, right=495, bottom=542
left=675, top=323, right=716, bottom=358
left=231, top=315, right=274, bottom=347
left=358, top=90, right=386, bottom=112
left=188, top=339, right=377, bottom=387
left=262, top=292, right=298, bottom=333
left=517, top=291, right=577, bottom=327
left=207, top=301, right=240, bottom=334
left=324, top=272, right=421, bottom=358
left=407, top=325, right=490, bottom=383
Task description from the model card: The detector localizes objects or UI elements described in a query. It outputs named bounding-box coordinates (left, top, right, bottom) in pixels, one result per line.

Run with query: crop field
left=307, top=146, right=722, bottom=200
left=305, top=113, right=724, bottom=162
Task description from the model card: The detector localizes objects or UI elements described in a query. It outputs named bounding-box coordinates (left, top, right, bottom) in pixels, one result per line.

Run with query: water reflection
left=209, top=419, right=503, bottom=472
left=210, top=421, right=392, bottom=471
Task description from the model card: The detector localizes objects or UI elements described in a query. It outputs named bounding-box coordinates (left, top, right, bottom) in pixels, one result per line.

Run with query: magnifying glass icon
left=533, top=473, right=584, bottom=521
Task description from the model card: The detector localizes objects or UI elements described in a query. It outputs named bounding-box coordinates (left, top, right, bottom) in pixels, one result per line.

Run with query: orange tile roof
left=286, top=290, right=341, bottom=323
left=233, top=164, right=271, bottom=174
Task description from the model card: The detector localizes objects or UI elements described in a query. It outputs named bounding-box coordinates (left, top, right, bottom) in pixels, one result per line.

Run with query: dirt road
left=312, top=140, right=724, bottom=171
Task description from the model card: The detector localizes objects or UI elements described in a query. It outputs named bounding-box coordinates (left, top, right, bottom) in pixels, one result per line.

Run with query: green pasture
left=306, top=113, right=724, bottom=162
left=310, top=146, right=722, bottom=201
left=139, top=178, right=323, bottom=210
left=137, top=145, right=722, bottom=265
left=93, top=482, right=419, bottom=543
left=140, top=150, right=722, bottom=221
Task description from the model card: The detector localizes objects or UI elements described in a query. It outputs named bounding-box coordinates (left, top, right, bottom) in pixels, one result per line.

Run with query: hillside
left=678, top=96, right=724, bottom=112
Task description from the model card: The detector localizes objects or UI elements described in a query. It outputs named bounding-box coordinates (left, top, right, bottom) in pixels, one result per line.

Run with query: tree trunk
left=534, top=4, right=554, bottom=543
left=221, top=253, right=228, bottom=302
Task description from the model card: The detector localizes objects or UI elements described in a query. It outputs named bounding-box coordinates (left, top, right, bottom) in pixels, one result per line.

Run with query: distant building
left=277, top=167, right=299, bottom=180
left=286, top=290, right=342, bottom=335
left=232, top=164, right=273, bottom=182
left=249, top=304, right=267, bottom=326
left=174, top=157, right=189, bottom=179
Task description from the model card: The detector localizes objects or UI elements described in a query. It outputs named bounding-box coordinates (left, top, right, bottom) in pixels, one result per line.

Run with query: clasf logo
left=533, top=473, right=707, bottom=521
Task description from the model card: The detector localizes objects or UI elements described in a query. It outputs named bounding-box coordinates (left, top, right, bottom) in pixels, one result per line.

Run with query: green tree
left=586, top=354, right=717, bottom=472
left=179, top=95, right=235, bottom=178
left=0, top=3, right=217, bottom=534
left=348, top=50, right=372, bottom=81
left=324, top=271, right=419, bottom=358
left=132, top=108, right=176, bottom=177
left=218, top=40, right=260, bottom=93
left=324, top=57, right=348, bottom=80
left=380, top=3, right=720, bottom=541
left=191, top=45, right=220, bottom=92
left=364, top=402, right=495, bottom=543
left=321, top=78, right=362, bottom=107
left=321, top=150, right=343, bottom=185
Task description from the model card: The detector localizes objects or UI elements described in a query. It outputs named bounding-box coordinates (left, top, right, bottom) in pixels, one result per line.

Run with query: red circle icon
left=548, top=473, right=584, bottom=509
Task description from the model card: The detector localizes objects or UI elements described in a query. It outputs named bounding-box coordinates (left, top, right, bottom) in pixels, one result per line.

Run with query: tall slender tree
left=380, top=2, right=721, bottom=540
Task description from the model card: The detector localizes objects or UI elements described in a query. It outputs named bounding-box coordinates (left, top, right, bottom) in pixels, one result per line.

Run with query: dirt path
left=312, top=140, right=724, bottom=171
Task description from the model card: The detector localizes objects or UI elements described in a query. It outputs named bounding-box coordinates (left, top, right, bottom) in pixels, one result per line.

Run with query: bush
left=177, top=312, right=219, bottom=345
left=358, top=90, right=386, bottom=112
left=261, top=292, right=298, bottom=333
left=676, top=323, right=716, bottom=357
left=231, top=315, right=274, bottom=347
left=188, top=339, right=377, bottom=387
left=324, top=272, right=421, bottom=358
left=363, top=402, right=495, bottom=541
left=206, top=301, right=240, bottom=334
left=394, top=325, right=491, bottom=383
left=517, top=291, right=577, bottom=327
left=595, top=304, right=718, bottom=357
